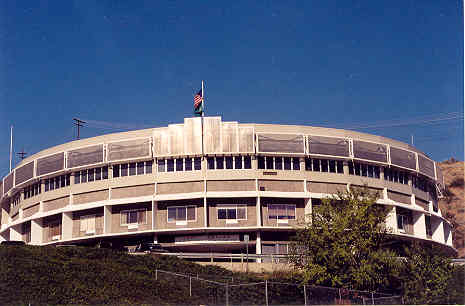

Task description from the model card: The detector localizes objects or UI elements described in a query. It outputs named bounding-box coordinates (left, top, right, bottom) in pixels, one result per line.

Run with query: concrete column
left=432, top=217, right=444, bottom=243
left=343, top=161, right=349, bottom=175
left=413, top=211, right=426, bottom=239
left=299, top=157, right=305, bottom=172
left=103, top=205, right=112, bottom=234
left=256, top=197, right=262, bottom=226
left=380, top=166, right=385, bottom=181
left=385, top=206, right=397, bottom=233
left=62, top=212, right=73, bottom=240
left=152, top=200, right=156, bottom=230
left=204, top=196, right=208, bottom=228
left=0, top=229, right=9, bottom=242
left=382, top=188, right=388, bottom=200
left=10, top=224, right=22, bottom=241
left=304, top=198, right=312, bottom=223
left=444, top=223, right=453, bottom=246
left=31, top=218, right=44, bottom=245
left=256, top=231, right=262, bottom=263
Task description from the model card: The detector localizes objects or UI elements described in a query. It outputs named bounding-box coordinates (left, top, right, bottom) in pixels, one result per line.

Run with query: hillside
left=438, top=159, right=465, bottom=258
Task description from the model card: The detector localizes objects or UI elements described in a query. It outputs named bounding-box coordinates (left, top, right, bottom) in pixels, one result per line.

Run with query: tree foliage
left=289, top=186, right=399, bottom=291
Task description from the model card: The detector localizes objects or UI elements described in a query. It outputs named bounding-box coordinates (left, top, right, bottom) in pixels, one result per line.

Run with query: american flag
left=194, top=89, right=203, bottom=109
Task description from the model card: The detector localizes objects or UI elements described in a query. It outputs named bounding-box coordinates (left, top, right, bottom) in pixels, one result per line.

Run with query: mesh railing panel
left=239, top=127, right=254, bottom=153
left=107, top=138, right=151, bottom=162
left=353, top=140, right=388, bottom=162
left=15, top=161, right=34, bottom=185
left=3, top=172, right=13, bottom=194
left=204, top=117, right=222, bottom=154
left=418, top=154, right=435, bottom=178
left=36, top=152, right=64, bottom=176
left=169, top=124, right=184, bottom=155
left=222, top=122, right=238, bottom=153
left=184, top=117, right=202, bottom=155
left=257, top=133, right=305, bottom=154
left=67, top=144, right=103, bottom=168
left=390, top=147, right=417, bottom=170
left=308, top=135, right=349, bottom=157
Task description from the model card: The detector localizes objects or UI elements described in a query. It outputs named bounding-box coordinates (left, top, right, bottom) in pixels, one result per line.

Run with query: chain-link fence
left=153, top=268, right=402, bottom=305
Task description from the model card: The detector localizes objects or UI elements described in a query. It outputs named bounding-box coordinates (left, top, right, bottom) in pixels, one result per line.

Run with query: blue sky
left=0, top=1, right=463, bottom=176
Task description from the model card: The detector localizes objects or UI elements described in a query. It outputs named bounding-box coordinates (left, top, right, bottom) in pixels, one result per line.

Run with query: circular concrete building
left=0, top=117, right=455, bottom=256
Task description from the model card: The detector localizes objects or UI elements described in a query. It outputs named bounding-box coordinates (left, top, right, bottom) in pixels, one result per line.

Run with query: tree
left=400, top=242, right=457, bottom=305
left=289, top=186, right=400, bottom=291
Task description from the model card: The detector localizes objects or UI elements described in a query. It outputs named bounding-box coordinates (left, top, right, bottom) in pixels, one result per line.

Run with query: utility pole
left=73, top=118, right=86, bottom=140
left=17, top=149, right=27, bottom=161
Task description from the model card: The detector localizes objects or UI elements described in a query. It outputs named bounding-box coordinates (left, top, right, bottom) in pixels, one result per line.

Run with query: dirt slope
left=438, top=159, right=464, bottom=258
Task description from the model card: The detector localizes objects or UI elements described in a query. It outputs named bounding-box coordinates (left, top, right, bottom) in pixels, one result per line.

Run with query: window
left=185, top=158, right=192, bottom=171
left=158, top=159, right=165, bottom=172
left=129, top=163, right=136, bottom=176
left=321, top=159, right=328, bottom=172
left=329, top=160, right=336, bottom=173
left=207, top=157, right=215, bottom=169
left=194, top=157, right=202, bottom=170
left=74, top=167, right=108, bottom=184
left=397, top=214, right=406, bottom=232
left=145, top=161, right=152, bottom=174
left=258, top=156, right=265, bottom=169
left=283, top=157, right=291, bottom=170
left=266, top=156, right=274, bottom=169
left=80, top=214, right=96, bottom=234
left=244, top=156, right=252, bottom=169
left=216, top=157, right=224, bottom=169
left=121, top=164, right=128, bottom=176
left=23, top=181, right=42, bottom=199
left=225, top=157, right=233, bottom=169
left=217, top=205, right=247, bottom=221
left=49, top=221, right=61, bottom=240
left=113, top=164, right=120, bottom=178
left=95, top=167, right=102, bottom=180
left=121, top=209, right=147, bottom=225
left=235, top=156, right=243, bottom=169
left=268, top=204, right=296, bottom=220
left=176, top=159, right=183, bottom=171
left=88, top=168, right=94, bottom=182
left=275, top=157, right=283, bottom=170
left=313, top=159, right=320, bottom=171
left=167, top=206, right=196, bottom=223
left=44, top=174, right=70, bottom=191
left=425, top=215, right=432, bottom=237
left=292, top=157, right=300, bottom=170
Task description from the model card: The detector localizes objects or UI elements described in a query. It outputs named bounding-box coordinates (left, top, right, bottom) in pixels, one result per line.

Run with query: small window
left=185, top=158, right=192, bottom=171
left=194, top=157, right=202, bottom=170
left=74, top=174, right=80, bottom=185
left=321, top=159, right=328, bottom=172
left=145, top=161, right=152, bottom=174
left=367, top=165, right=373, bottom=178
left=207, top=157, right=215, bottom=170
left=354, top=163, right=361, bottom=176
left=374, top=166, right=380, bottom=179
left=266, top=157, right=274, bottom=170
left=137, top=162, right=145, bottom=175
left=167, top=159, right=174, bottom=172
left=384, top=167, right=389, bottom=180
left=95, top=168, right=101, bottom=180
left=167, top=206, right=196, bottom=222
left=216, top=157, right=224, bottom=170
left=292, top=157, right=300, bottom=170
left=121, top=209, right=147, bottom=225
left=61, top=175, right=66, bottom=187
left=88, top=169, right=95, bottom=182
left=157, top=159, right=165, bottom=172
left=305, top=158, right=312, bottom=171
left=217, top=205, right=247, bottom=220
left=258, top=156, right=265, bottom=169
left=275, top=157, right=283, bottom=170
left=121, top=164, right=128, bottom=176
left=284, top=157, right=291, bottom=170
left=244, top=156, right=251, bottom=169
left=113, top=165, right=120, bottom=178
left=348, top=162, right=354, bottom=175
left=336, top=161, right=343, bottom=174
left=225, top=157, right=233, bottom=169
left=361, top=164, right=367, bottom=177
left=329, top=160, right=336, bottom=173
left=313, top=159, right=320, bottom=172
left=129, top=163, right=136, bottom=176
left=81, top=170, right=87, bottom=183
left=49, top=178, right=55, bottom=190
left=176, top=159, right=184, bottom=172
left=55, top=177, right=60, bottom=189
left=268, top=204, right=296, bottom=220
left=102, top=166, right=108, bottom=179
left=234, top=156, right=242, bottom=169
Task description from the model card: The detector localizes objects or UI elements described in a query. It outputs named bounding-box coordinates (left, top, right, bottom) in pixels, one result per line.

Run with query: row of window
left=45, top=174, right=71, bottom=192
left=113, top=161, right=152, bottom=178
left=75, top=166, right=108, bottom=184
left=306, top=158, right=344, bottom=174
left=24, top=181, right=42, bottom=199
left=158, top=158, right=202, bottom=172
left=207, top=156, right=252, bottom=170
left=258, top=156, right=299, bottom=171
left=384, top=168, right=409, bottom=185
left=348, top=162, right=381, bottom=178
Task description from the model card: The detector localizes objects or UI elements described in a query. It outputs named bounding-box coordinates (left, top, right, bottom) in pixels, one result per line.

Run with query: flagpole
left=201, top=80, right=205, bottom=156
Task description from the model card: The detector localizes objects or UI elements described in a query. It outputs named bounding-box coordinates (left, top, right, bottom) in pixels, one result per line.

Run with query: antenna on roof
left=17, top=149, right=27, bottom=161
left=9, top=125, right=13, bottom=171
left=73, top=118, right=86, bottom=140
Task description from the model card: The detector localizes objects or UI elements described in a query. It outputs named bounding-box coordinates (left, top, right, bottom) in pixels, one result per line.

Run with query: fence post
left=339, top=288, right=342, bottom=304
left=155, top=269, right=158, bottom=281
left=225, top=283, right=229, bottom=306
left=265, top=280, right=269, bottom=306
left=303, top=284, right=307, bottom=306
left=189, top=277, right=192, bottom=297
left=371, top=292, right=374, bottom=305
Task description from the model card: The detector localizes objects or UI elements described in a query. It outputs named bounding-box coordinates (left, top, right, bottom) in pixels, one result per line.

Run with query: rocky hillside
left=438, top=159, right=464, bottom=258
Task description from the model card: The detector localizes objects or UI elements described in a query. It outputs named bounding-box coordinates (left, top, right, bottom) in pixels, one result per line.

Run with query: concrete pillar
left=299, top=157, right=305, bottom=172
left=304, top=198, right=312, bottom=223
left=0, top=229, right=9, bottom=242
left=10, top=224, right=22, bottom=241
left=444, top=223, right=453, bottom=246
left=152, top=200, right=156, bottom=230
left=380, top=166, right=385, bottom=181
left=413, top=211, right=426, bottom=239
left=256, top=231, right=262, bottom=263
left=103, top=205, right=112, bottom=234
left=62, top=212, right=73, bottom=240
left=31, top=218, right=43, bottom=245
left=431, top=216, right=444, bottom=243
left=256, top=197, right=262, bottom=226
left=385, top=206, right=397, bottom=233
left=382, top=188, right=388, bottom=200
